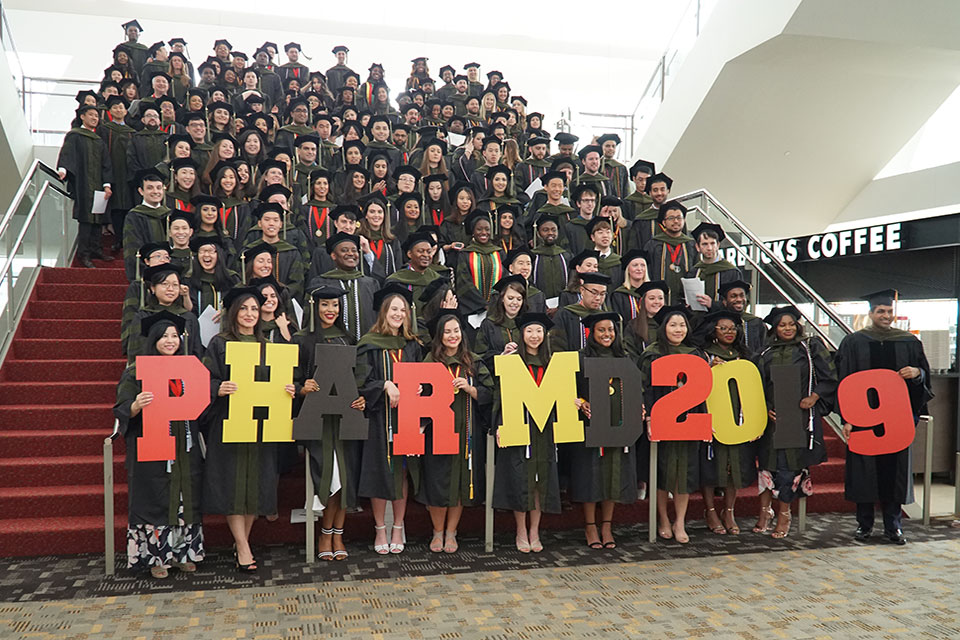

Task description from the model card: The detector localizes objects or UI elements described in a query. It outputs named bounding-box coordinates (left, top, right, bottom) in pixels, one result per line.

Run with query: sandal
left=373, top=524, right=389, bottom=555
left=389, top=524, right=405, bottom=554
left=529, top=537, right=543, bottom=553
left=657, top=518, right=674, bottom=540
left=601, top=520, right=616, bottom=549
left=772, top=510, right=791, bottom=539
left=331, top=528, right=348, bottom=560
left=516, top=536, right=531, bottom=553
left=150, top=565, right=169, bottom=579
left=672, top=522, right=690, bottom=544
left=585, top=522, right=603, bottom=549
left=753, top=507, right=774, bottom=534
left=171, top=560, right=196, bottom=573
left=429, top=530, right=444, bottom=553
left=705, top=507, right=727, bottom=535
left=318, top=528, right=334, bottom=561
left=443, top=530, right=458, bottom=554
left=722, top=508, right=740, bottom=535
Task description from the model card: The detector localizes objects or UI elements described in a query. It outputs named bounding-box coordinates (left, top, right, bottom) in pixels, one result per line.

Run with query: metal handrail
left=0, top=159, right=67, bottom=239
left=0, top=180, right=57, bottom=283
left=104, top=419, right=120, bottom=576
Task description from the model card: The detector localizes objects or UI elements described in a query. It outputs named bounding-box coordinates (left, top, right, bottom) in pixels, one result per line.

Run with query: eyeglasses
left=715, top=325, right=738, bottom=333
left=582, top=287, right=607, bottom=297
left=663, top=215, right=684, bottom=222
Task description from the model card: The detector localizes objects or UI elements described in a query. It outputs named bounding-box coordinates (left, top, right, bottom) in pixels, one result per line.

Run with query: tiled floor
left=2, top=515, right=959, bottom=639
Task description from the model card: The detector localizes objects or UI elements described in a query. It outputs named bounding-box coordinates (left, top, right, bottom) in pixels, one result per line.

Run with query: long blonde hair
left=370, top=293, right=419, bottom=341
left=622, top=257, right=650, bottom=289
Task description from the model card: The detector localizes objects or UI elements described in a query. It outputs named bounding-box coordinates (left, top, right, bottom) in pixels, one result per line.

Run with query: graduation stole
left=174, top=199, right=193, bottom=213
left=467, top=250, right=503, bottom=301
left=362, top=83, right=374, bottom=105
left=532, top=252, right=568, bottom=289
left=431, top=207, right=444, bottom=226
left=369, top=238, right=385, bottom=260
left=527, top=364, right=545, bottom=386
left=336, top=277, right=363, bottom=341
left=310, top=206, right=330, bottom=238
left=659, top=240, right=690, bottom=276
left=499, top=236, right=514, bottom=253
left=448, top=362, right=477, bottom=499
left=381, top=348, right=404, bottom=462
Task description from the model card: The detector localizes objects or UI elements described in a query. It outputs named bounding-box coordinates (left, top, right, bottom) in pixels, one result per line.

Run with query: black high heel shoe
left=234, top=550, right=258, bottom=573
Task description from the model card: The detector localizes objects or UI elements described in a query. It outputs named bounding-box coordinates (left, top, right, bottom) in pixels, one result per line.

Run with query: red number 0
left=838, top=369, right=915, bottom=456
left=649, top=354, right=713, bottom=442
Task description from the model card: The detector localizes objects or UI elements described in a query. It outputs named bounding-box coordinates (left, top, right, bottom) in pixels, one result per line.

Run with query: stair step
left=12, top=338, right=122, bottom=360
left=0, top=380, right=118, bottom=405
left=19, top=318, right=121, bottom=339
left=0, top=359, right=126, bottom=382
left=0, top=484, right=128, bottom=519
left=0, top=456, right=124, bottom=486
left=35, top=283, right=128, bottom=302
left=0, top=404, right=114, bottom=429
left=0, top=429, right=123, bottom=457
left=26, top=300, right=120, bottom=319
left=41, top=267, right=128, bottom=285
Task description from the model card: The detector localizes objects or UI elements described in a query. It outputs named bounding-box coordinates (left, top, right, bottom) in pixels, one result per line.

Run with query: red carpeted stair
left=0, top=241, right=853, bottom=558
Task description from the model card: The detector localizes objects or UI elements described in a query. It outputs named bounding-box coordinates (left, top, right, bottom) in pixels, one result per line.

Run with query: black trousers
left=110, top=208, right=129, bottom=241
left=856, top=501, right=903, bottom=533
left=77, top=221, right=103, bottom=258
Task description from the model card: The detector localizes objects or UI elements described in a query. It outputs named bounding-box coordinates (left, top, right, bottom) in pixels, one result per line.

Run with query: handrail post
left=485, top=434, right=494, bottom=552
left=659, top=55, right=666, bottom=101
left=103, top=420, right=118, bottom=576
left=798, top=497, right=806, bottom=534
left=954, top=451, right=960, bottom=521
left=305, top=451, right=315, bottom=563
left=922, top=415, right=934, bottom=526
left=648, top=440, right=658, bottom=543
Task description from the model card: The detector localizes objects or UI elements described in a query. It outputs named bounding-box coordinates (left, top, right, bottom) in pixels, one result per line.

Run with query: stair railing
left=0, top=160, right=74, bottom=368
left=104, top=419, right=119, bottom=576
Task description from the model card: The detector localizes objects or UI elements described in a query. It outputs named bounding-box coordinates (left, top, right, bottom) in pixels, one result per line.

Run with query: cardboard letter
left=135, top=355, right=210, bottom=461
left=583, top=357, right=645, bottom=448
left=223, top=341, right=299, bottom=443
left=707, top=359, right=767, bottom=445
left=839, top=368, right=916, bottom=456
left=392, top=362, right=456, bottom=455
left=770, top=365, right=807, bottom=449
left=648, top=353, right=712, bottom=442
left=292, top=344, right=368, bottom=441
left=495, top=351, right=583, bottom=447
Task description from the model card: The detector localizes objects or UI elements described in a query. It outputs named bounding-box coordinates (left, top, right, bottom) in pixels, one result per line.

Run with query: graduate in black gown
left=640, top=305, right=705, bottom=544
left=474, top=275, right=528, bottom=371
left=718, top=279, right=766, bottom=355
left=755, top=306, right=837, bottom=540
left=572, top=312, right=639, bottom=550
left=114, top=311, right=205, bottom=579
left=124, top=264, right=202, bottom=363
left=550, top=271, right=610, bottom=352
left=455, top=210, right=505, bottom=316
left=685, top=222, right=742, bottom=306
left=492, top=313, right=561, bottom=553
left=202, top=287, right=291, bottom=572
left=418, top=311, right=494, bottom=553
left=293, top=284, right=365, bottom=561
left=355, top=284, right=423, bottom=554
left=643, top=200, right=695, bottom=305
left=836, top=290, right=933, bottom=545
left=697, top=310, right=757, bottom=537
left=307, top=232, right=380, bottom=343
left=504, top=248, right=546, bottom=313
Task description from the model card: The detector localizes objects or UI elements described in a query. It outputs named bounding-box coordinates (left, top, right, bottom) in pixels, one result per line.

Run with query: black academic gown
left=456, top=242, right=505, bottom=315
left=355, top=333, right=423, bottom=500
left=530, top=245, right=571, bottom=300
left=126, top=128, right=168, bottom=178
left=57, top=127, right=113, bottom=224
left=307, top=268, right=379, bottom=343
left=122, top=203, right=170, bottom=280
left=417, top=353, right=494, bottom=507
left=644, top=232, right=696, bottom=305
left=201, top=334, right=280, bottom=515
left=836, top=327, right=933, bottom=504
left=550, top=303, right=602, bottom=352
left=114, top=364, right=203, bottom=526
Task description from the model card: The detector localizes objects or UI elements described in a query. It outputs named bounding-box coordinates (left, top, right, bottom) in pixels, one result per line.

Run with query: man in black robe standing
left=837, top=289, right=933, bottom=545
left=58, top=104, right=114, bottom=268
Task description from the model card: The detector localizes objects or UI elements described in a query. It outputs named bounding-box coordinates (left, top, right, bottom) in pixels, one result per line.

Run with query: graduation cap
left=168, top=37, right=187, bottom=46
left=401, top=231, right=436, bottom=254
left=411, top=56, right=428, bottom=63
left=168, top=51, right=188, bottom=65
left=535, top=212, right=561, bottom=228
left=140, top=310, right=186, bottom=338
left=249, top=275, right=284, bottom=297
left=505, top=247, right=534, bottom=266
left=189, top=235, right=224, bottom=253
left=122, top=19, right=143, bottom=32
left=439, top=64, right=455, bottom=76
left=656, top=200, right=688, bottom=223
left=554, top=132, right=579, bottom=146
left=306, top=283, right=343, bottom=300
left=480, top=137, right=503, bottom=152
left=210, top=131, right=237, bottom=146
left=143, top=263, right=182, bottom=283
left=324, top=231, right=360, bottom=254
left=492, top=274, right=526, bottom=296
left=463, top=62, right=480, bottom=70
left=373, top=283, right=414, bottom=313
left=330, top=204, right=362, bottom=221
left=599, top=196, right=622, bottom=209
left=527, top=136, right=550, bottom=149
left=485, top=70, right=502, bottom=79
left=332, top=45, right=349, bottom=54
left=517, top=312, right=553, bottom=332
left=197, top=61, right=216, bottom=74
left=420, top=138, right=449, bottom=156
left=232, top=51, right=249, bottom=62
left=571, top=249, right=601, bottom=268
left=422, top=174, right=448, bottom=190
left=654, top=304, right=692, bottom=326
left=581, top=311, right=622, bottom=331
left=208, top=100, right=234, bottom=115
left=862, top=288, right=898, bottom=308
left=105, top=94, right=129, bottom=109
left=261, top=41, right=279, bottom=51
left=242, top=243, right=278, bottom=264
left=255, top=202, right=285, bottom=220
left=168, top=209, right=195, bottom=229
left=284, top=42, right=301, bottom=52
left=585, top=216, right=613, bottom=236
left=419, top=276, right=450, bottom=303
left=527, top=111, right=544, bottom=121
left=75, top=89, right=98, bottom=104
left=309, top=168, right=332, bottom=183
left=637, top=280, right=669, bottom=298
left=496, top=202, right=520, bottom=217
left=485, top=165, right=511, bottom=184
left=286, top=96, right=309, bottom=114
left=359, top=192, right=389, bottom=213
left=209, top=160, right=238, bottom=180
left=691, top=222, right=725, bottom=244
left=222, top=286, right=266, bottom=310
left=134, top=167, right=166, bottom=186
left=259, top=183, right=292, bottom=203
left=170, top=156, right=199, bottom=172
left=294, top=133, right=321, bottom=148
left=762, top=305, right=802, bottom=326
left=191, top=194, right=223, bottom=211
left=597, top=133, right=621, bottom=146
left=702, top=309, right=743, bottom=327
left=579, top=272, right=611, bottom=287
left=644, top=172, right=673, bottom=193
left=577, top=145, right=602, bottom=161
left=620, top=249, right=649, bottom=270
left=718, top=279, right=751, bottom=298
left=257, top=158, right=286, bottom=175
left=447, top=115, right=467, bottom=129
left=148, top=42, right=166, bottom=56
left=494, top=81, right=511, bottom=93
left=447, top=182, right=475, bottom=205
left=338, top=85, right=356, bottom=95
left=464, top=209, right=493, bottom=234
left=214, top=39, right=232, bottom=50
left=550, top=156, right=577, bottom=171
left=540, top=170, right=567, bottom=187
left=572, top=182, right=600, bottom=202
left=630, top=158, right=656, bottom=178
left=395, top=191, right=423, bottom=211
left=512, top=95, right=528, bottom=106
left=392, top=165, right=422, bottom=182
left=138, top=241, right=171, bottom=261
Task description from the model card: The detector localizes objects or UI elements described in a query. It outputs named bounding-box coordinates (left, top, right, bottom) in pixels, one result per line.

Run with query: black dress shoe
left=885, top=530, right=906, bottom=545
left=854, top=527, right=872, bottom=541
left=80, top=256, right=95, bottom=268
left=90, top=253, right=115, bottom=262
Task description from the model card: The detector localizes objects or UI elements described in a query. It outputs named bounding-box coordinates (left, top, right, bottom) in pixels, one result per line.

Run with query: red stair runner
left=0, top=242, right=853, bottom=558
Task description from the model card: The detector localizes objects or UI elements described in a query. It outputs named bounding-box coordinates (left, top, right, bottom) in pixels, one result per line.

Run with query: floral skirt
left=758, top=450, right=813, bottom=503
left=127, top=496, right=205, bottom=569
